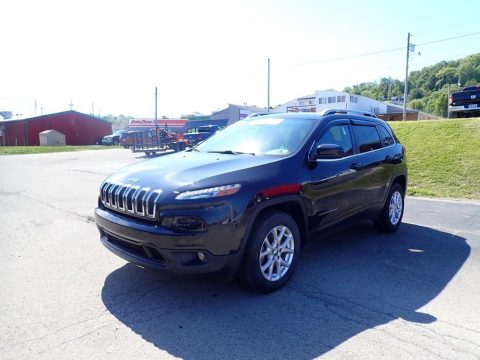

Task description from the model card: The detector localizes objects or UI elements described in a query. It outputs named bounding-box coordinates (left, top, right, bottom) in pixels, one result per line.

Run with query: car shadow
left=101, top=223, right=470, bottom=359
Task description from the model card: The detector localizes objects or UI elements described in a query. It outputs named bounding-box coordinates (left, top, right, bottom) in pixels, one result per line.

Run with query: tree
left=409, top=99, right=424, bottom=111
left=345, top=52, right=479, bottom=117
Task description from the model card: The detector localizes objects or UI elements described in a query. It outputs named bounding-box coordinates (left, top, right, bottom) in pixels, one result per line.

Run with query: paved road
left=1, top=149, right=479, bottom=360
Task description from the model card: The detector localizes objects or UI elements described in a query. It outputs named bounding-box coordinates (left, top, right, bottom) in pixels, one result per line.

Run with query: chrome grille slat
left=123, top=185, right=135, bottom=213
left=145, top=190, right=162, bottom=218
left=99, top=181, right=162, bottom=220
left=109, top=184, right=120, bottom=208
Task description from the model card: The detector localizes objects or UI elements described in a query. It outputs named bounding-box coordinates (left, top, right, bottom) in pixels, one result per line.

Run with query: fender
left=238, top=194, right=309, bottom=252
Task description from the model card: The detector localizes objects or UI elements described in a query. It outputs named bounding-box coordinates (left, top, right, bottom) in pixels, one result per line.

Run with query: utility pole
left=267, top=58, right=270, bottom=112
left=403, top=32, right=411, bottom=121
left=155, top=87, right=158, bottom=134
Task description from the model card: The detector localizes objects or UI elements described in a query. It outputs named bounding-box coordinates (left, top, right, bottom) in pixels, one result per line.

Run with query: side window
left=318, top=124, right=353, bottom=156
left=352, top=125, right=382, bottom=153
left=377, top=125, right=395, bottom=146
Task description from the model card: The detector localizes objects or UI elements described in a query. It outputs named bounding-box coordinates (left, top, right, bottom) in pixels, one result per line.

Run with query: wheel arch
left=242, top=196, right=308, bottom=250
left=392, top=174, right=407, bottom=195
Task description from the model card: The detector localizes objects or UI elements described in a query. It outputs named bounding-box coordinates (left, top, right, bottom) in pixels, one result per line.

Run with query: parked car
left=183, top=125, right=222, bottom=146
left=95, top=109, right=407, bottom=292
left=102, top=130, right=127, bottom=146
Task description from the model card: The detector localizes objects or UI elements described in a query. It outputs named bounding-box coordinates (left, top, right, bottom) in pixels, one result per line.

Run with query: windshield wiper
left=207, top=150, right=255, bottom=155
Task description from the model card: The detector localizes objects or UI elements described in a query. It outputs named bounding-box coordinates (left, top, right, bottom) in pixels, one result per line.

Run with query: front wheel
left=374, top=183, right=405, bottom=233
left=238, top=211, right=301, bottom=293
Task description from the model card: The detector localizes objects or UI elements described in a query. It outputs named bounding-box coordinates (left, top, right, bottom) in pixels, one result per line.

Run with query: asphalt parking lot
left=1, top=149, right=479, bottom=360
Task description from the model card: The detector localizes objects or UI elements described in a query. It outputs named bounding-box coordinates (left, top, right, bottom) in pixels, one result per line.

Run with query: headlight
left=175, top=183, right=241, bottom=200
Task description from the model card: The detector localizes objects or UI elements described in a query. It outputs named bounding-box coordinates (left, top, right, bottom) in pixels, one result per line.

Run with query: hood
left=104, top=151, right=284, bottom=196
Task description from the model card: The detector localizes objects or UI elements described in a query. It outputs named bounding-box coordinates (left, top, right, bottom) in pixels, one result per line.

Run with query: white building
left=274, top=90, right=388, bottom=115
left=39, top=129, right=66, bottom=146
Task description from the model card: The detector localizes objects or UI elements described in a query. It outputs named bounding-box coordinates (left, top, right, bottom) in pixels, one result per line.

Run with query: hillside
left=345, top=53, right=480, bottom=117
left=389, top=118, right=480, bottom=199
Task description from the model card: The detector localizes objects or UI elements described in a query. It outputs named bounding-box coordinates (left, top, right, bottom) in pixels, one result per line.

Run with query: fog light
left=197, top=251, right=206, bottom=261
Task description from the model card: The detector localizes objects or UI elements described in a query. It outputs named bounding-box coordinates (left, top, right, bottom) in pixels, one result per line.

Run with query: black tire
left=374, top=183, right=405, bottom=233
left=238, top=211, right=301, bottom=293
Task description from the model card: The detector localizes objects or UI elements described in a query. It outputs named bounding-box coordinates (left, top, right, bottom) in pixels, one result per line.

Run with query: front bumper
left=95, top=207, right=244, bottom=275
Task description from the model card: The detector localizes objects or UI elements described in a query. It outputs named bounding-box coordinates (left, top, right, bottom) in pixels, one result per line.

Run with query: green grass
left=0, top=145, right=116, bottom=156
left=389, top=118, right=480, bottom=200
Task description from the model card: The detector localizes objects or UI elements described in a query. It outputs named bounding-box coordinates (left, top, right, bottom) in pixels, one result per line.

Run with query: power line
left=285, top=31, right=480, bottom=68
left=286, top=46, right=405, bottom=67
left=416, top=31, right=480, bottom=46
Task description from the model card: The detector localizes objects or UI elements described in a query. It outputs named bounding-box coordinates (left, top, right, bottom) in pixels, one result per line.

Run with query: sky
left=1, top=0, right=479, bottom=119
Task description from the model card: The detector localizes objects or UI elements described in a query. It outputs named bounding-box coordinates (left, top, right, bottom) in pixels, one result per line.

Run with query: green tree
left=345, top=52, right=479, bottom=117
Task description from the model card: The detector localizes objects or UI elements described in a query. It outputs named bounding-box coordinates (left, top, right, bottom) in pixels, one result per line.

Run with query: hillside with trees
left=344, top=53, right=480, bottom=117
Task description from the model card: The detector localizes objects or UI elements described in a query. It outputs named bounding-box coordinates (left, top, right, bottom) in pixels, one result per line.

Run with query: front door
left=303, top=120, right=363, bottom=230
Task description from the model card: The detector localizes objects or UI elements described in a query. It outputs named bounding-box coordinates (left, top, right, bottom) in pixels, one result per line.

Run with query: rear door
left=350, top=120, right=392, bottom=207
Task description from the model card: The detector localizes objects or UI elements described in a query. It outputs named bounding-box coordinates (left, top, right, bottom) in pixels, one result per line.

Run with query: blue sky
left=1, top=0, right=479, bottom=118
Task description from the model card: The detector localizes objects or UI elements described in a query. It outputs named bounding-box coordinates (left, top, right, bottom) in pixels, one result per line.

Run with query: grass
left=389, top=118, right=480, bottom=200
left=0, top=145, right=116, bottom=156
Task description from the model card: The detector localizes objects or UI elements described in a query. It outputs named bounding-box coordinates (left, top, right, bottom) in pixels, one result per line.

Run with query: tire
left=374, top=183, right=405, bottom=233
left=238, top=211, right=301, bottom=293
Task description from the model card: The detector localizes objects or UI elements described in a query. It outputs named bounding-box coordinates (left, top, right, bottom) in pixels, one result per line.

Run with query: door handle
left=350, top=162, right=362, bottom=170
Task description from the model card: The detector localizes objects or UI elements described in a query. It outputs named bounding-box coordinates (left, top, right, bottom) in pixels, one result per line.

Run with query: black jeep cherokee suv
left=95, top=109, right=407, bottom=292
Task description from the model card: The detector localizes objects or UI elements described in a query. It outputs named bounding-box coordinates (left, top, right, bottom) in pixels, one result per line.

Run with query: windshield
left=195, top=116, right=317, bottom=156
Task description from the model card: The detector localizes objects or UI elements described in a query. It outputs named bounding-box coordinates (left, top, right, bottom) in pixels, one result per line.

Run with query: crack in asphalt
left=288, top=283, right=478, bottom=359
left=3, top=310, right=111, bottom=348
left=61, top=168, right=111, bottom=176
left=4, top=191, right=96, bottom=224
left=33, top=322, right=118, bottom=357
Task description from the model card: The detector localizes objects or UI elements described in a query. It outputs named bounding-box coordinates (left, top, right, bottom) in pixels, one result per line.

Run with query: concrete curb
left=406, top=195, right=480, bottom=206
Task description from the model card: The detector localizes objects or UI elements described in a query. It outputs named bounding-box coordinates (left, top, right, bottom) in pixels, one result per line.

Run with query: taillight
left=449, top=95, right=453, bottom=105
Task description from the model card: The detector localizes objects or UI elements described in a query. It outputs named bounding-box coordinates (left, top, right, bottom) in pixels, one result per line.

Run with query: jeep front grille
left=100, top=182, right=162, bottom=219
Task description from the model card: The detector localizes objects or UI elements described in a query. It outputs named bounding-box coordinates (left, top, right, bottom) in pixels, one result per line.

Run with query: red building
left=0, top=110, right=112, bottom=146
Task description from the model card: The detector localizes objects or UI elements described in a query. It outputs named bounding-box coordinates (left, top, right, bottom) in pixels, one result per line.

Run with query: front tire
left=374, top=183, right=404, bottom=233
left=239, top=211, right=301, bottom=293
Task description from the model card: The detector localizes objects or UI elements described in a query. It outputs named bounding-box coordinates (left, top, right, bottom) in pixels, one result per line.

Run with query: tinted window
left=352, top=125, right=382, bottom=153
left=377, top=126, right=395, bottom=146
left=318, top=124, right=353, bottom=156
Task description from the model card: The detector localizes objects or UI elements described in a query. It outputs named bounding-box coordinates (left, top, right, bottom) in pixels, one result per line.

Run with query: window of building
left=317, top=124, right=353, bottom=156
left=328, top=96, right=336, bottom=104
left=337, top=95, right=345, bottom=102
left=319, top=98, right=327, bottom=104
left=352, top=125, right=382, bottom=153
left=350, top=95, right=358, bottom=103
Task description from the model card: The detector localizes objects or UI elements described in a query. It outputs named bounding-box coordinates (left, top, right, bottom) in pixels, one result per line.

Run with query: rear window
left=377, top=126, right=395, bottom=146
left=352, top=125, right=382, bottom=153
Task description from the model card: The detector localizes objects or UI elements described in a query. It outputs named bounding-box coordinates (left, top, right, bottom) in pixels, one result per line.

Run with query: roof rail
left=319, top=108, right=377, bottom=118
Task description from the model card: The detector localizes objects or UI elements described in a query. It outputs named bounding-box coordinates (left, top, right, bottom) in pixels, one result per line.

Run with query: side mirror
left=312, top=144, right=345, bottom=160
